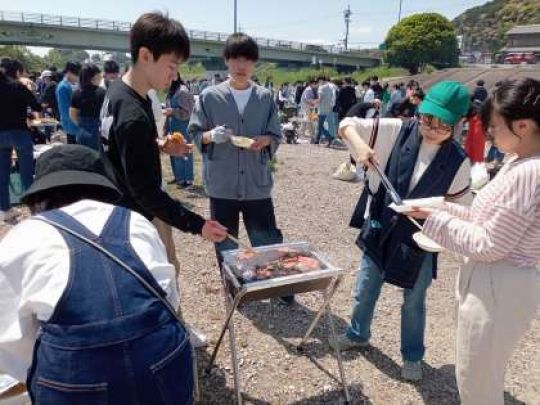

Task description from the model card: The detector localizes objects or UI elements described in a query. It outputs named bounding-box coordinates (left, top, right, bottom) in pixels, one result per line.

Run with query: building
left=501, top=25, right=540, bottom=63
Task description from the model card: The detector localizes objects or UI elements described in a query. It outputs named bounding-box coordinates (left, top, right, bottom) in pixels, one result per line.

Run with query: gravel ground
left=167, top=144, right=539, bottom=404
left=1, top=143, right=538, bottom=404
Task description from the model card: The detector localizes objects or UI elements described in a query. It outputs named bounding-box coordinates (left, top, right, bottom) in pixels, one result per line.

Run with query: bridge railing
left=0, top=11, right=132, bottom=31
left=0, top=10, right=375, bottom=57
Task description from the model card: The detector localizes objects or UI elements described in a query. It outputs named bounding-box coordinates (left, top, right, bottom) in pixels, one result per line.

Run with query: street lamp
left=398, top=0, right=403, bottom=23
left=234, top=0, right=238, bottom=33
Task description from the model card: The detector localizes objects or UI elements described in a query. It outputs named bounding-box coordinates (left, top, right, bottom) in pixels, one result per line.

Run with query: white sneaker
left=187, top=326, right=208, bottom=349
left=329, top=333, right=370, bottom=352
left=401, top=360, right=422, bottom=381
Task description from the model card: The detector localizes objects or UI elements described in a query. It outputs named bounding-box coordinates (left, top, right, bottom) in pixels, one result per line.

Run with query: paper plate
left=413, top=232, right=444, bottom=253
left=389, top=197, right=445, bottom=213
left=231, top=136, right=255, bottom=148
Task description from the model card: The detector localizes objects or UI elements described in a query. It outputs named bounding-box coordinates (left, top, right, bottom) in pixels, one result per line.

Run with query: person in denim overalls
left=0, top=145, right=193, bottom=404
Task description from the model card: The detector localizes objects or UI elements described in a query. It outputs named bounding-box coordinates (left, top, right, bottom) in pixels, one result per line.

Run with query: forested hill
left=452, top=0, right=540, bottom=52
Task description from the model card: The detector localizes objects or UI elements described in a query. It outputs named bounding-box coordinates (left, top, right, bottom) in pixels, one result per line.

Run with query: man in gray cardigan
left=189, top=34, right=291, bottom=302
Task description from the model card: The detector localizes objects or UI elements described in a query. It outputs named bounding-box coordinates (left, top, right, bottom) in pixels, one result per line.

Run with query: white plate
left=389, top=197, right=445, bottom=213
left=231, top=136, right=255, bottom=148
left=413, top=232, right=444, bottom=253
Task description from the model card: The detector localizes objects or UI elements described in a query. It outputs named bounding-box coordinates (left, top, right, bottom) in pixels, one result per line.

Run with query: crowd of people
left=0, top=11, right=539, bottom=405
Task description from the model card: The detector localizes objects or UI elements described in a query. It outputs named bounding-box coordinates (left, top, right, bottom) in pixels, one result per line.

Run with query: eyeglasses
left=419, top=115, right=453, bottom=134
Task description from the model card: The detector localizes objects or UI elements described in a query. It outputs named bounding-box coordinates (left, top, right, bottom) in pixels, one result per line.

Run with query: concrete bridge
left=0, top=11, right=380, bottom=72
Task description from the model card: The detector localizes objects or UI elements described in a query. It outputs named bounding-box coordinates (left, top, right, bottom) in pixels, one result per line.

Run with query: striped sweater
left=424, top=155, right=540, bottom=266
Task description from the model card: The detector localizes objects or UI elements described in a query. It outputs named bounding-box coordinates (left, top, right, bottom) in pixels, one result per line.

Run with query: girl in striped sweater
left=408, top=78, right=540, bottom=405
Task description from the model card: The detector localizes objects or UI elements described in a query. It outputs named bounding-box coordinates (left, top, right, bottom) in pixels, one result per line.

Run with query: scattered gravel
left=168, top=143, right=539, bottom=404
left=1, top=142, right=537, bottom=404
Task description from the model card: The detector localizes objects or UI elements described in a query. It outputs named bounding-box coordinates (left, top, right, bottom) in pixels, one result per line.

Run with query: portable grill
left=205, top=242, right=351, bottom=404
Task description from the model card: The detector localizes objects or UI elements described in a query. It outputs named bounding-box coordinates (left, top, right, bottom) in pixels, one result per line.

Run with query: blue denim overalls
left=27, top=207, right=193, bottom=404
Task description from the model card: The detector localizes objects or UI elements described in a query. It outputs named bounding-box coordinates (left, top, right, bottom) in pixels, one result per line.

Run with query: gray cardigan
left=189, top=82, right=281, bottom=200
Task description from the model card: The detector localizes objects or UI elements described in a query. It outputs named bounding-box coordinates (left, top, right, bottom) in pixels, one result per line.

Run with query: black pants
left=211, top=198, right=293, bottom=302
left=210, top=198, right=283, bottom=263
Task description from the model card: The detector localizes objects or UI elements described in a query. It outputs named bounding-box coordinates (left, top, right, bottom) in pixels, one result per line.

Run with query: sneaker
left=328, top=333, right=369, bottom=352
left=401, top=361, right=422, bottom=381
left=187, top=326, right=208, bottom=349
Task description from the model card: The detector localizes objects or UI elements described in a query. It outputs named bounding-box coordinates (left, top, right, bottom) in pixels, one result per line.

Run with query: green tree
left=385, top=13, right=459, bottom=74
left=44, top=48, right=90, bottom=70
left=0, top=45, right=46, bottom=72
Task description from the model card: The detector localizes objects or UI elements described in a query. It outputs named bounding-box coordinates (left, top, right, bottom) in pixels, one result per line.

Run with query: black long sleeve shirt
left=0, top=77, right=42, bottom=131
left=103, top=79, right=205, bottom=234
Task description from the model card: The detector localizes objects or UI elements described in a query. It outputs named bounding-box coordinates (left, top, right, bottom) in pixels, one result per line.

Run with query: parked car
left=504, top=52, right=537, bottom=64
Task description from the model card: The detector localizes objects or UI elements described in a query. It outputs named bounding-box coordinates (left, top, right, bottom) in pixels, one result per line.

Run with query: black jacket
left=336, top=86, right=357, bottom=119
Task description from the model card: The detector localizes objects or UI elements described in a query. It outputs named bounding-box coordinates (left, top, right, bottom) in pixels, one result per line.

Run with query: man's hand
left=158, top=135, right=193, bottom=157
left=201, top=220, right=228, bottom=242
left=162, top=108, right=173, bottom=117
left=249, top=135, right=272, bottom=152
left=209, top=125, right=233, bottom=144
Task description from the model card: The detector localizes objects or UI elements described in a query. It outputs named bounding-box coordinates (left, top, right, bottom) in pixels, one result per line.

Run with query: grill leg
left=205, top=300, right=238, bottom=373
left=326, top=303, right=352, bottom=403
left=227, top=304, right=243, bottom=404
left=205, top=272, right=244, bottom=404
left=205, top=278, right=245, bottom=373
left=298, top=277, right=339, bottom=348
left=192, top=346, right=200, bottom=402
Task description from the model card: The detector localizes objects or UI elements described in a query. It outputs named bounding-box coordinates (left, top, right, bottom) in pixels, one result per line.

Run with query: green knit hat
left=418, top=81, right=471, bottom=125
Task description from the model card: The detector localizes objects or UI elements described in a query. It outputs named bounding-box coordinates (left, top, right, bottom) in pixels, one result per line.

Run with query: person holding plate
left=330, top=81, right=472, bottom=381
left=406, top=78, right=540, bottom=404
left=189, top=33, right=287, bottom=301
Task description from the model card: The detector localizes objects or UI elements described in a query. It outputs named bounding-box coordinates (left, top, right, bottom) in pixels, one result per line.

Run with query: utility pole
left=343, top=5, right=352, bottom=50
left=234, top=0, right=238, bottom=33
left=398, top=0, right=403, bottom=23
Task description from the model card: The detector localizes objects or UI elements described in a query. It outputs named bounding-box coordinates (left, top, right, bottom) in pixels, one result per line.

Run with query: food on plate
left=231, top=135, right=255, bottom=148
left=170, top=132, right=186, bottom=143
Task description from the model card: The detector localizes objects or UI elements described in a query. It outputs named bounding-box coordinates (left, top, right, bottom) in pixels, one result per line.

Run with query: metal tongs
left=369, top=158, right=403, bottom=205
left=226, top=233, right=257, bottom=254
left=368, top=158, right=423, bottom=231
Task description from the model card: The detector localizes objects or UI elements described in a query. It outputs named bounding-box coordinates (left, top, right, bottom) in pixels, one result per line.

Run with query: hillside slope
left=453, top=0, right=540, bottom=52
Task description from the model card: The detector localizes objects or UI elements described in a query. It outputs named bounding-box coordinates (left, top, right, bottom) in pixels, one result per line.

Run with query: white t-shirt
left=229, top=82, right=253, bottom=115
left=409, top=142, right=441, bottom=192
left=363, top=88, right=375, bottom=103
left=0, top=200, right=177, bottom=381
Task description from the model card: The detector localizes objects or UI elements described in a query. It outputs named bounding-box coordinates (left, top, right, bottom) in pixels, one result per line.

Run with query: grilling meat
left=242, top=252, right=321, bottom=281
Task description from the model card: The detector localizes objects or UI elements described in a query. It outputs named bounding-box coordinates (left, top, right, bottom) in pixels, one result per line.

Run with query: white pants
left=456, top=260, right=540, bottom=405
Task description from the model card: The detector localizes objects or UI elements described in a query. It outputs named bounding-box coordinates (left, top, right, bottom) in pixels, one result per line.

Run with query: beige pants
left=151, top=218, right=181, bottom=313
left=456, top=260, right=540, bottom=405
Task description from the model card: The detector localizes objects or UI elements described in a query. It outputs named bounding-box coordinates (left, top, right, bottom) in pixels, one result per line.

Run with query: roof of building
left=507, top=25, right=540, bottom=35
left=502, top=46, right=540, bottom=53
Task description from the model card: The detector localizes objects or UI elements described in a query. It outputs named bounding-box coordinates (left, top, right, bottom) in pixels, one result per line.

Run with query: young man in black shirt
left=101, top=13, right=227, bottom=274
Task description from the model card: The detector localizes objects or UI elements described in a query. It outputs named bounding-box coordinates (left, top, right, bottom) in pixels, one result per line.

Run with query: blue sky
left=10, top=0, right=488, bottom=54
